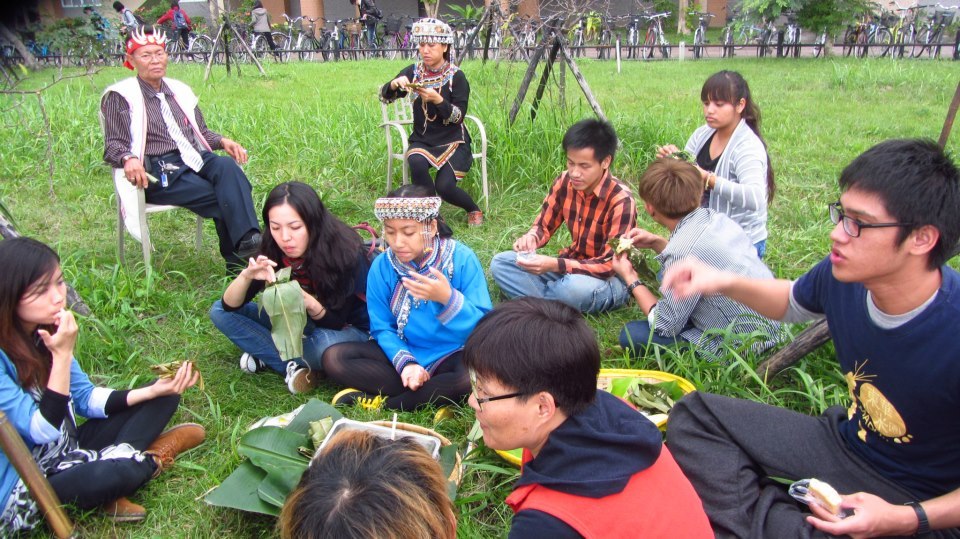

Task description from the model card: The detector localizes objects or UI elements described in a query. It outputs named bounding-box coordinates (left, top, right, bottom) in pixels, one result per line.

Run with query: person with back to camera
left=113, top=1, right=141, bottom=34
left=209, top=182, right=370, bottom=395
left=100, top=27, right=262, bottom=271
left=379, top=18, right=484, bottom=226
left=156, top=0, right=192, bottom=51
left=463, top=297, right=713, bottom=538
left=352, top=0, right=382, bottom=53
left=250, top=1, right=279, bottom=60
left=613, top=157, right=782, bottom=358
left=323, top=184, right=492, bottom=411
left=489, top=119, right=637, bottom=314
left=662, top=139, right=960, bottom=537
left=279, top=428, right=456, bottom=539
left=0, top=238, right=205, bottom=529
left=657, top=70, right=775, bottom=258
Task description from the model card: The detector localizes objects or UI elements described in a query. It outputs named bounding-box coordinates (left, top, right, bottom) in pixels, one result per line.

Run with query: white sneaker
left=285, top=361, right=320, bottom=394
left=239, top=352, right=266, bottom=374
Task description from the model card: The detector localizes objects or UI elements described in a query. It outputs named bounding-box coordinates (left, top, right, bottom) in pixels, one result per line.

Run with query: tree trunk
left=0, top=23, right=38, bottom=70
left=756, top=319, right=831, bottom=379
left=207, top=0, right=221, bottom=25
left=677, top=0, right=689, bottom=35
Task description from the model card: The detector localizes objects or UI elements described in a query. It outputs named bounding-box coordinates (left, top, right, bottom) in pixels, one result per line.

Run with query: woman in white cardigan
left=657, top=71, right=775, bottom=258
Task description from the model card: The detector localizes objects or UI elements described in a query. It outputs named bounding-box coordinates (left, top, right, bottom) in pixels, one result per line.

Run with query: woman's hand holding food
left=414, top=87, right=443, bottom=105
left=401, top=363, right=430, bottom=391
left=402, top=267, right=452, bottom=305
left=656, top=144, right=680, bottom=158
left=390, top=75, right=411, bottom=91
left=241, top=255, right=277, bottom=283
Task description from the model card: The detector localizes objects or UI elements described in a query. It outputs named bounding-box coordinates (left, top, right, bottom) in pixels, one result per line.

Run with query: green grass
left=2, top=56, right=959, bottom=538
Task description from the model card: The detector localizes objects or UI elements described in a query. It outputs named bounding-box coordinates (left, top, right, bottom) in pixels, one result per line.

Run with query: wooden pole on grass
left=0, top=411, right=75, bottom=539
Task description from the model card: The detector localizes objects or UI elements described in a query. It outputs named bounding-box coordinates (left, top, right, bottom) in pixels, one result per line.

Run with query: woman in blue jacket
left=0, top=238, right=202, bottom=530
left=323, top=185, right=492, bottom=410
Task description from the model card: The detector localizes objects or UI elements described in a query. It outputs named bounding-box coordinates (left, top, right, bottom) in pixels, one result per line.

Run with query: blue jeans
left=755, top=240, right=767, bottom=259
left=619, top=320, right=687, bottom=355
left=209, top=300, right=369, bottom=374
left=490, top=251, right=629, bottom=314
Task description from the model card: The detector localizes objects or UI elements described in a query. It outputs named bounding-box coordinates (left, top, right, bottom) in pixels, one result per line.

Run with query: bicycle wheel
left=694, top=27, right=704, bottom=58
left=930, top=29, right=943, bottom=58
left=842, top=28, right=856, bottom=57
left=897, top=25, right=913, bottom=58
left=813, top=30, right=827, bottom=57
left=641, top=28, right=655, bottom=59
left=253, top=34, right=269, bottom=60
left=790, top=28, right=801, bottom=57
left=721, top=27, right=734, bottom=57
left=912, top=27, right=931, bottom=57
left=873, top=27, right=893, bottom=57
left=659, top=35, right=671, bottom=59
left=273, top=33, right=290, bottom=62
left=189, top=35, right=213, bottom=64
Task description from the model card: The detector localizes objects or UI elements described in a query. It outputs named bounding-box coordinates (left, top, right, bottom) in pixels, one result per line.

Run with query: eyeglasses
left=134, top=51, right=168, bottom=62
left=469, top=372, right=523, bottom=412
left=828, top=202, right=912, bottom=238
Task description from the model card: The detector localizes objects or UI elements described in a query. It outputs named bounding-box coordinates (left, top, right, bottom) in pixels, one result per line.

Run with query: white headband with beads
left=374, top=197, right=442, bottom=222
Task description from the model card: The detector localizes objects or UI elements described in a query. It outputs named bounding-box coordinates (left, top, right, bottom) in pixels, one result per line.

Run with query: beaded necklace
left=412, top=61, right=459, bottom=133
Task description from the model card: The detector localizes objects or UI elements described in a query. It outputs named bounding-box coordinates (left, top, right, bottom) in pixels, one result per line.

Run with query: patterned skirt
left=406, top=141, right=474, bottom=181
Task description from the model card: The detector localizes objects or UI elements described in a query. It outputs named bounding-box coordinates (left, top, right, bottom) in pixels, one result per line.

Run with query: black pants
left=408, top=155, right=480, bottom=214
left=667, top=392, right=960, bottom=539
left=46, top=394, right=180, bottom=509
left=146, top=151, right=260, bottom=266
left=322, top=341, right=470, bottom=410
left=255, top=31, right=277, bottom=50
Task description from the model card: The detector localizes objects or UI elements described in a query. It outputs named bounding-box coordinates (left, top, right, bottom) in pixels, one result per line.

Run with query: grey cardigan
left=251, top=8, right=271, bottom=33
left=684, top=119, right=769, bottom=244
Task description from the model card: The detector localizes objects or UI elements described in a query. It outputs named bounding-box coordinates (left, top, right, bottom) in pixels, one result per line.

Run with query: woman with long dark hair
left=657, top=70, right=775, bottom=258
left=210, top=182, right=370, bottom=394
left=379, top=18, right=484, bottom=226
left=0, top=238, right=203, bottom=529
left=323, top=184, right=492, bottom=410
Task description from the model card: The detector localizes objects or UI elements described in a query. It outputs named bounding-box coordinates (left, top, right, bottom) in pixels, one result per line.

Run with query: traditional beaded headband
left=410, top=18, right=454, bottom=45
left=374, top=196, right=442, bottom=222
left=124, top=26, right=168, bottom=70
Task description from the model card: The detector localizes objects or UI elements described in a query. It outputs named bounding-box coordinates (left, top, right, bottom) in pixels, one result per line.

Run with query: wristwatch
left=905, top=501, right=930, bottom=536
left=626, top=279, right=643, bottom=294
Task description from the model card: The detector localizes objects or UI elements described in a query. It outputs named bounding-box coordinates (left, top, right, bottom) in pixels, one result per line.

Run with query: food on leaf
left=260, top=267, right=306, bottom=362
left=308, top=417, right=335, bottom=450
left=150, top=360, right=205, bottom=391
left=623, top=379, right=685, bottom=416
left=607, top=237, right=660, bottom=290
left=667, top=149, right=696, bottom=163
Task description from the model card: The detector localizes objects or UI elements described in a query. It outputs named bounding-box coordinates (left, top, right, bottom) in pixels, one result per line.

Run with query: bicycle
left=756, top=19, right=777, bottom=57
left=912, top=4, right=956, bottom=58
left=812, top=26, right=828, bottom=57
left=570, top=16, right=587, bottom=57
left=691, top=11, right=715, bottom=59
left=887, top=2, right=918, bottom=59
left=625, top=14, right=644, bottom=58
left=597, top=16, right=618, bottom=60
left=639, top=11, right=672, bottom=59
left=319, top=18, right=341, bottom=61
left=781, top=11, right=801, bottom=58
left=383, top=13, right=410, bottom=60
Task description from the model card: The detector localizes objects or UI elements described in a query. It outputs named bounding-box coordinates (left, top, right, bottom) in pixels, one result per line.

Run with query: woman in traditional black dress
left=380, top=18, right=483, bottom=226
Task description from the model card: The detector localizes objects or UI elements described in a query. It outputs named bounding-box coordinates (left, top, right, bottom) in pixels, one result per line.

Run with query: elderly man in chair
left=100, top=27, right=260, bottom=270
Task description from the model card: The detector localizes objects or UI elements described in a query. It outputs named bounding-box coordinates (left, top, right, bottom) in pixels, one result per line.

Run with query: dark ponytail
left=701, top=71, right=775, bottom=203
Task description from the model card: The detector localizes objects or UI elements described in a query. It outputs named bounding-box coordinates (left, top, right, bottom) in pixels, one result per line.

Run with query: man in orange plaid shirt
left=490, top=119, right=637, bottom=314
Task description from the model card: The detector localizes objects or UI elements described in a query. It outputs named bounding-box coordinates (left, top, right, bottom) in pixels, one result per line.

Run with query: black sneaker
left=235, top=232, right=262, bottom=261
left=239, top=352, right=266, bottom=374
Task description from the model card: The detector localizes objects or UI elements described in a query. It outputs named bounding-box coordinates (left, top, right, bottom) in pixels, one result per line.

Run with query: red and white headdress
left=123, top=26, right=168, bottom=70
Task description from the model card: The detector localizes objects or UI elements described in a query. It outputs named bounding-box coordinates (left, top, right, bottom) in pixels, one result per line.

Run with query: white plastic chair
left=113, top=170, right=202, bottom=267
left=379, top=98, right=489, bottom=212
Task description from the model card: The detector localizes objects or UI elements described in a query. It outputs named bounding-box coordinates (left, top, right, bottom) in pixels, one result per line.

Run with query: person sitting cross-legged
left=614, top=157, right=782, bottom=358
left=464, top=297, right=713, bottom=538
left=490, top=119, right=637, bottom=314
left=101, top=26, right=261, bottom=271
left=663, top=139, right=960, bottom=538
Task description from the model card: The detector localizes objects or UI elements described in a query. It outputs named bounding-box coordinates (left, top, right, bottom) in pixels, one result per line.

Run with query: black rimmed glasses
left=469, top=371, right=523, bottom=412
left=828, top=202, right=913, bottom=238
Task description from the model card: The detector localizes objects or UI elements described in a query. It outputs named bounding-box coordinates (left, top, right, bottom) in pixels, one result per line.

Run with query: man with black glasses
left=662, top=139, right=960, bottom=538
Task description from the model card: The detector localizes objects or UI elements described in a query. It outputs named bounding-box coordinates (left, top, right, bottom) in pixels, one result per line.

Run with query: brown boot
left=145, top=423, right=206, bottom=475
left=467, top=211, right=484, bottom=227
left=101, top=497, right=146, bottom=523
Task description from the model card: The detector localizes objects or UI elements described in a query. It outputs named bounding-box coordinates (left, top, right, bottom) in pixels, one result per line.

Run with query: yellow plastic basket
left=493, top=369, right=696, bottom=467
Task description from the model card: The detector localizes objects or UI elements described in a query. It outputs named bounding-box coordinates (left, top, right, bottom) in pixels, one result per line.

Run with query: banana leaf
left=206, top=399, right=341, bottom=515
left=203, top=460, right=279, bottom=516
left=260, top=267, right=306, bottom=361
left=439, top=444, right=460, bottom=501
